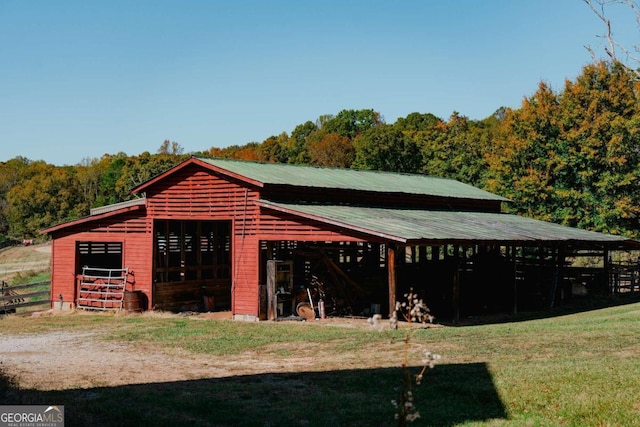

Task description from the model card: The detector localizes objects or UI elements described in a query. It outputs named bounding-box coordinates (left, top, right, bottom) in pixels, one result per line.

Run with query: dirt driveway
left=0, top=314, right=398, bottom=391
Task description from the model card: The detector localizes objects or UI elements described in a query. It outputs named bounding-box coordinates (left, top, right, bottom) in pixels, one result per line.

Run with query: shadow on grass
left=1, top=362, right=506, bottom=427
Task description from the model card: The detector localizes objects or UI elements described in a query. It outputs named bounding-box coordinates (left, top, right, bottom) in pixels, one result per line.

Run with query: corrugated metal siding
left=197, top=157, right=508, bottom=202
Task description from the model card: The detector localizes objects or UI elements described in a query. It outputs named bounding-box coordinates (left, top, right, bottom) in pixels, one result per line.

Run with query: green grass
left=1, top=302, right=640, bottom=426
left=10, top=270, right=50, bottom=285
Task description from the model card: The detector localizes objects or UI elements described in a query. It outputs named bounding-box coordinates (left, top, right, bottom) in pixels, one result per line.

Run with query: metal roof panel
left=257, top=201, right=636, bottom=246
left=197, top=157, right=509, bottom=202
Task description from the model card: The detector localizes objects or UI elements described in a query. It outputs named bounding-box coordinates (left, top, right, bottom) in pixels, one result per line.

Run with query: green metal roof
left=197, top=157, right=509, bottom=202
left=257, top=200, right=638, bottom=247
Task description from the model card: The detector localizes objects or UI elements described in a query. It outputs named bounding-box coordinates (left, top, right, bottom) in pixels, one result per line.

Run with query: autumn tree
left=487, top=62, right=640, bottom=236
left=5, top=162, right=84, bottom=238
left=205, top=143, right=261, bottom=161
left=307, top=133, right=355, bottom=167
left=257, top=132, right=290, bottom=163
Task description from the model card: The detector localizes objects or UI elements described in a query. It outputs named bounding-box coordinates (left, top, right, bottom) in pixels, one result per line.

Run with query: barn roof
left=256, top=200, right=640, bottom=248
left=133, top=157, right=509, bottom=202
left=197, top=157, right=509, bottom=201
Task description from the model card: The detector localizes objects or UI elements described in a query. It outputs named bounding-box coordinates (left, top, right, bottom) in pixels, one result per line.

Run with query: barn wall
left=145, top=164, right=263, bottom=317
left=257, top=211, right=367, bottom=242
left=143, top=165, right=369, bottom=318
left=49, top=212, right=152, bottom=309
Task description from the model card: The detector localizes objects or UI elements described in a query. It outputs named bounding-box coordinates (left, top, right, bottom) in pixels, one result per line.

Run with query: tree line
left=1, top=61, right=639, bottom=241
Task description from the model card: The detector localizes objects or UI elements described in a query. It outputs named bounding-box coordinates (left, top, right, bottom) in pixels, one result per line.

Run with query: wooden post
left=266, top=260, right=277, bottom=321
left=548, top=247, right=560, bottom=309
left=604, top=249, right=610, bottom=295
left=512, top=245, right=518, bottom=315
left=388, top=244, right=397, bottom=315
left=452, top=262, right=460, bottom=324
left=451, top=244, right=460, bottom=324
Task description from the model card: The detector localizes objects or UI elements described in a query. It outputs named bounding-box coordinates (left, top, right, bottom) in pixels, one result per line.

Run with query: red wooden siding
left=145, top=164, right=263, bottom=316
left=257, top=211, right=367, bottom=242
left=49, top=213, right=152, bottom=309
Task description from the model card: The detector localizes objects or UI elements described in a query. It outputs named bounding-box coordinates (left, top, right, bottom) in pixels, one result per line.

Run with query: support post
left=452, top=261, right=460, bottom=324
left=388, top=244, right=397, bottom=316
left=604, top=249, right=611, bottom=295
left=266, top=260, right=276, bottom=321
left=512, top=246, right=518, bottom=316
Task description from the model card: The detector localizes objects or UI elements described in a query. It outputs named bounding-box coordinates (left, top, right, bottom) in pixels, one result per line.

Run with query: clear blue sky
left=0, top=0, right=636, bottom=166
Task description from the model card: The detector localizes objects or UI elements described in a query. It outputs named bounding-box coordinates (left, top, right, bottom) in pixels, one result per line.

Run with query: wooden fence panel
left=1, top=280, right=51, bottom=314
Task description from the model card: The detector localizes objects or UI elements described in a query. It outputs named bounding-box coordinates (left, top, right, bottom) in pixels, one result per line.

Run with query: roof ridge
left=194, top=155, right=451, bottom=180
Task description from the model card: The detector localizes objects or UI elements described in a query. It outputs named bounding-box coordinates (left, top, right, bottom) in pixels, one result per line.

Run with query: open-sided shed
left=42, top=156, right=640, bottom=321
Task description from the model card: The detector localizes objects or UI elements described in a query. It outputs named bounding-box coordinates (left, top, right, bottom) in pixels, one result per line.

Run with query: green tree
left=416, top=112, right=495, bottom=186
left=286, top=121, right=317, bottom=164
left=116, top=148, right=188, bottom=197
left=96, top=153, right=128, bottom=206
left=0, top=157, right=31, bottom=236
left=394, top=112, right=442, bottom=133
left=321, top=109, right=384, bottom=139
left=353, top=125, right=421, bottom=172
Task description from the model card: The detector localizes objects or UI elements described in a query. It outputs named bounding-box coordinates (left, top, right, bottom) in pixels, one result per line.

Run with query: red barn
left=42, top=157, right=639, bottom=321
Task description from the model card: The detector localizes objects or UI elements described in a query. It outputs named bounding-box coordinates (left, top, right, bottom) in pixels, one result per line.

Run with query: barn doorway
left=153, top=219, right=232, bottom=311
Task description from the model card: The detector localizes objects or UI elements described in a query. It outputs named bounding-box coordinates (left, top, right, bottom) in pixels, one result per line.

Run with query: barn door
left=153, top=220, right=231, bottom=311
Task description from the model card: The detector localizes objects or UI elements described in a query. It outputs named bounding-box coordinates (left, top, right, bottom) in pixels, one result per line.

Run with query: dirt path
left=0, top=243, right=50, bottom=278
left=0, top=317, right=400, bottom=391
left=0, top=329, right=313, bottom=390
left=2, top=331, right=213, bottom=389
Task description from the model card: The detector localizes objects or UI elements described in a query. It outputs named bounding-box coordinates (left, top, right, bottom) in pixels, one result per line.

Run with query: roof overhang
left=256, top=200, right=640, bottom=249
left=40, top=199, right=146, bottom=235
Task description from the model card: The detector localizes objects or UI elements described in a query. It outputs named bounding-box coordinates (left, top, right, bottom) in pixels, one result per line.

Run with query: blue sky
left=1, top=0, right=637, bottom=166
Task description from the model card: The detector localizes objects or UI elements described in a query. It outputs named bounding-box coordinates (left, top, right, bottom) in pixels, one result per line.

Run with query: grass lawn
left=1, top=301, right=639, bottom=426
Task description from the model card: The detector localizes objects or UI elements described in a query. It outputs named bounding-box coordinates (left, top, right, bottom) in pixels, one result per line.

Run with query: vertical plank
left=387, top=244, right=396, bottom=315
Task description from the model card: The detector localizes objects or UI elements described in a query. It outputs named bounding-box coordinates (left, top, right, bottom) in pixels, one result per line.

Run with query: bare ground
left=0, top=313, right=418, bottom=391
left=0, top=244, right=432, bottom=392
left=0, top=243, right=51, bottom=278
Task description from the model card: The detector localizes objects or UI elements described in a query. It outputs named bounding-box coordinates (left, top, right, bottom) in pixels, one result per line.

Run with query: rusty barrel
left=124, top=290, right=145, bottom=313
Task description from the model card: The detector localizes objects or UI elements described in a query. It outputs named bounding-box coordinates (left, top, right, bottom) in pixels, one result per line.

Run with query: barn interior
left=259, top=240, right=640, bottom=323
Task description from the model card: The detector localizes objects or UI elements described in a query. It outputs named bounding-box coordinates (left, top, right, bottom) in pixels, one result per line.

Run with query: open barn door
left=153, top=219, right=231, bottom=312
